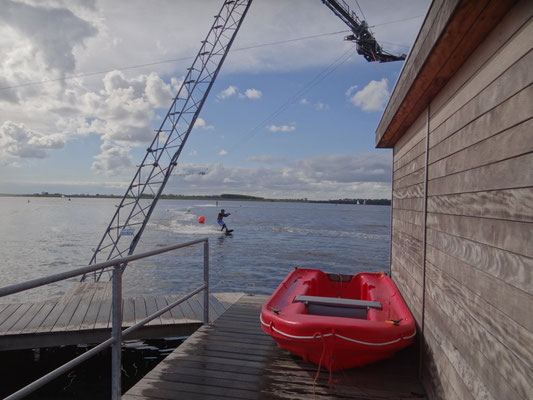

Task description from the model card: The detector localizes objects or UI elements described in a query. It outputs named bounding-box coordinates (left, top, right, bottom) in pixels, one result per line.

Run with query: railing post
left=203, top=239, right=209, bottom=325
left=111, top=263, right=123, bottom=399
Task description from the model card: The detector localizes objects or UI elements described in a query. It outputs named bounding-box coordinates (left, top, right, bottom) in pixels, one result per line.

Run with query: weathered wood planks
left=378, top=1, right=533, bottom=399
left=429, top=85, right=533, bottom=167
left=424, top=267, right=532, bottom=400
left=429, top=1, right=533, bottom=118
left=389, top=102, right=427, bottom=331
left=123, top=295, right=426, bottom=400
left=427, top=188, right=533, bottom=222
left=0, top=283, right=243, bottom=351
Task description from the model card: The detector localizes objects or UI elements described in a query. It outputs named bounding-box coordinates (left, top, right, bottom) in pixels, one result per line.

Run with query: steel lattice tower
left=82, top=0, right=253, bottom=281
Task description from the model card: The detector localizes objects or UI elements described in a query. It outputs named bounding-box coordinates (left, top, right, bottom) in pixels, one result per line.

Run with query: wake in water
left=149, top=208, right=221, bottom=235
left=270, top=225, right=388, bottom=241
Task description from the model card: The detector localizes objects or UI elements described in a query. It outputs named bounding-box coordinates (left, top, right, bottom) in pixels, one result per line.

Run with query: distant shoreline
left=0, top=193, right=391, bottom=206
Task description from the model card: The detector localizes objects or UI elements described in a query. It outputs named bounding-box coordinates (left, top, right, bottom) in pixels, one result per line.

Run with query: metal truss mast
left=82, top=0, right=253, bottom=281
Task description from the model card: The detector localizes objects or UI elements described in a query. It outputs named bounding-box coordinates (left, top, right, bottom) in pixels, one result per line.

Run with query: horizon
left=0, top=191, right=391, bottom=202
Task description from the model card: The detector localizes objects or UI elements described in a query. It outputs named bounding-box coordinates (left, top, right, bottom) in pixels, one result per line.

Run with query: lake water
left=0, top=196, right=391, bottom=397
left=0, top=197, right=391, bottom=303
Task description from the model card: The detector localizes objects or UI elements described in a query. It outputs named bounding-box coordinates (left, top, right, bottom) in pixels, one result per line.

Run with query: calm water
left=0, top=197, right=390, bottom=303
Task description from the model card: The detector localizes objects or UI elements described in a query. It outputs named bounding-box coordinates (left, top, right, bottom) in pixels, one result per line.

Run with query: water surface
left=0, top=197, right=390, bottom=302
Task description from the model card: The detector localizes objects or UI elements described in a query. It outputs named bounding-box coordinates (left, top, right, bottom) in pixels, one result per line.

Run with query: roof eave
left=375, top=0, right=517, bottom=148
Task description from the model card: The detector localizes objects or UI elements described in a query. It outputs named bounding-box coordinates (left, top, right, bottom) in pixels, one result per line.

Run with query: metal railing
left=0, top=238, right=210, bottom=400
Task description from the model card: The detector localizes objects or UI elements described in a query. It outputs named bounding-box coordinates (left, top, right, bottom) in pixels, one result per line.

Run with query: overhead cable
left=227, top=46, right=356, bottom=153
left=0, top=30, right=350, bottom=91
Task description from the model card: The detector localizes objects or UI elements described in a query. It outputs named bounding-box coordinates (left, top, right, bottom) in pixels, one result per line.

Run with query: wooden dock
left=0, top=282, right=243, bottom=351
left=123, top=295, right=426, bottom=400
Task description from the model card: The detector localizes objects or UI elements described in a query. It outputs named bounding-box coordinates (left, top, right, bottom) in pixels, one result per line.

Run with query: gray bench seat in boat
left=294, top=295, right=382, bottom=312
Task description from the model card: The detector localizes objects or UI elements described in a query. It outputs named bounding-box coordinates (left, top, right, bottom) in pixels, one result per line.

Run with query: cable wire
left=370, top=14, right=424, bottom=27
left=0, top=10, right=421, bottom=92
left=0, top=30, right=350, bottom=92
left=353, top=0, right=368, bottom=25
left=226, top=45, right=356, bottom=153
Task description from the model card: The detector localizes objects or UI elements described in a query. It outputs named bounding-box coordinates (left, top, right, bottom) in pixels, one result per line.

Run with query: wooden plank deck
left=0, top=282, right=243, bottom=351
left=124, top=295, right=426, bottom=400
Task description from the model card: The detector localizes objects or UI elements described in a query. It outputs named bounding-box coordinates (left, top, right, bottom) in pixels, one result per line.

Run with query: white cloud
left=242, top=88, right=262, bottom=99
left=162, top=152, right=393, bottom=200
left=314, top=102, right=329, bottom=111
left=217, top=85, right=238, bottom=100
left=63, top=0, right=425, bottom=77
left=144, top=73, right=174, bottom=107
left=347, top=79, right=390, bottom=112
left=267, top=124, right=296, bottom=132
left=193, top=117, right=214, bottom=130
left=219, top=149, right=228, bottom=156
left=1, top=67, right=180, bottom=170
left=91, top=141, right=133, bottom=175
left=78, top=70, right=173, bottom=144
left=299, top=98, right=328, bottom=110
left=219, top=86, right=263, bottom=101
left=290, top=153, right=391, bottom=183
left=1, top=151, right=393, bottom=199
left=0, top=0, right=427, bottom=96
left=345, top=85, right=358, bottom=97
left=0, top=0, right=97, bottom=76
left=0, top=121, right=66, bottom=160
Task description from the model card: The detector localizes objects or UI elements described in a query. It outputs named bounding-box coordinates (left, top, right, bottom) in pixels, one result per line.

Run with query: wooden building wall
left=390, top=1, right=533, bottom=399
left=391, top=112, right=427, bottom=326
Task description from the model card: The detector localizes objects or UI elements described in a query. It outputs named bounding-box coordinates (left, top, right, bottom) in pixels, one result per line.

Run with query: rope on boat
left=260, top=314, right=416, bottom=346
left=312, top=331, right=327, bottom=397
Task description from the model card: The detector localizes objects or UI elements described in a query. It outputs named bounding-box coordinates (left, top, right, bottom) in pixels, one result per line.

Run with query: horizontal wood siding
left=389, top=2, right=533, bottom=399
left=391, top=111, right=427, bottom=328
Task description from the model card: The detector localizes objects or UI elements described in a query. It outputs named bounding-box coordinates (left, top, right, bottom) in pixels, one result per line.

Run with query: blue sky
left=0, top=0, right=429, bottom=200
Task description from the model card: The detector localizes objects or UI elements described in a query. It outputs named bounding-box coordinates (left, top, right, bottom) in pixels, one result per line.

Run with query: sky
left=0, top=0, right=429, bottom=200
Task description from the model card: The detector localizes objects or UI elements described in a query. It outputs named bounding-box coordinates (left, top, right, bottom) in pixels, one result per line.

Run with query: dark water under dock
left=0, top=338, right=183, bottom=399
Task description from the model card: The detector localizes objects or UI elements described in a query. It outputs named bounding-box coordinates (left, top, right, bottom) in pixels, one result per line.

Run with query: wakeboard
left=225, top=229, right=234, bottom=235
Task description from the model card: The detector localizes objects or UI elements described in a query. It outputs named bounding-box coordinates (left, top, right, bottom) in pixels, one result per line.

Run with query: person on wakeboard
left=217, top=209, right=232, bottom=233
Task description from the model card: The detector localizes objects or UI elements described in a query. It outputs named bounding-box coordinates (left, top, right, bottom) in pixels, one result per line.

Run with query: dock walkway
left=124, top=295, right=426, bottom=400
left=0, top=282, right=243, bottom=351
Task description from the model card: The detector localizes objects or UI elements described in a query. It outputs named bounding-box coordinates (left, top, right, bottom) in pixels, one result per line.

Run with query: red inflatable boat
left=260, top=268, right=416, bottom=371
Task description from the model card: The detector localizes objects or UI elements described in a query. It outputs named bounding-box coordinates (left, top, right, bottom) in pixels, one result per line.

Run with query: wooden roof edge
left=375, top=0, right=517, bottom=148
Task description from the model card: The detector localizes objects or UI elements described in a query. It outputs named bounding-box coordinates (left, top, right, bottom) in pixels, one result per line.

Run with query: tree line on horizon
left=1, top=192, right=391, bottom=205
